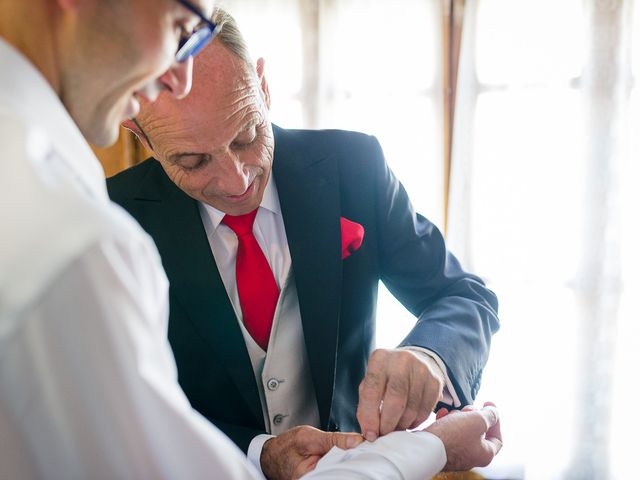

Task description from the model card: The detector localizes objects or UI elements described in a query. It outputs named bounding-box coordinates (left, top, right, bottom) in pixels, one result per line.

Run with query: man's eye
left=232, top=132, right=258, bottom=150
left=177, top=26, right=191, bottom=48
left=232, top=139, right=256, bottom=150
left=179, top=156, right=205, bottom=171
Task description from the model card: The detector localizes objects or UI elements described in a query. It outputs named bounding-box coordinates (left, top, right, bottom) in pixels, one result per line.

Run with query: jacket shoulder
left=276, top=126, right=377, bottom=155
left=106, top=158, right=161, bottom=202
left=274, top=126, right=384, bottom=178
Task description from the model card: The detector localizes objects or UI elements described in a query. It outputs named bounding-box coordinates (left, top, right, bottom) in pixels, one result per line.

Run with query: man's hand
left=357, top=348, right=445, bottom=441
left=260, top=425, right=363, bottom=479
left=426, top=402, right=502, bottom=471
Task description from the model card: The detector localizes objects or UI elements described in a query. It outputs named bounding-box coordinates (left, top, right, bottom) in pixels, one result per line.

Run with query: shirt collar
left=200, top=171, right=281, bottom=230
left=0, top=38, right=108, bottom=201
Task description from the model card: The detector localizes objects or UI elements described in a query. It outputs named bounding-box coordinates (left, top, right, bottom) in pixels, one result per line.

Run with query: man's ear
left=256, top=57, right=271, bottom=110
left=122, top=119, right=153, bottom=152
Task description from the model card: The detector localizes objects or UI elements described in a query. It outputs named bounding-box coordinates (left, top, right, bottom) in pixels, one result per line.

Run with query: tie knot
left=222, top=209, right=259, bottom=237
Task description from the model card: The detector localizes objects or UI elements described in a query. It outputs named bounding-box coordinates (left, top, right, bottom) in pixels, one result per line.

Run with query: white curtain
left=221, top=0, right=447, bottom=348
left=448, top=0, right=640, bottom=478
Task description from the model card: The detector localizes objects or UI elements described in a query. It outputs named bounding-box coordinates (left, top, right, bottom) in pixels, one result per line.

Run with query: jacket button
left=273, top=414, right=286, bottom=425
left=267, top=378, right=280, bottom=391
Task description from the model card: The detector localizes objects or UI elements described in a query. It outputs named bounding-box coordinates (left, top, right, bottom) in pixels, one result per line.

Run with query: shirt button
left=267, top=378, right=280, bottom=391
left=273, top=414, right=285, bottom=425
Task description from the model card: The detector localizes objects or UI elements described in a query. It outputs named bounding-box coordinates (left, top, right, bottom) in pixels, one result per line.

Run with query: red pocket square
left=340, top=217, right=365, bottom=260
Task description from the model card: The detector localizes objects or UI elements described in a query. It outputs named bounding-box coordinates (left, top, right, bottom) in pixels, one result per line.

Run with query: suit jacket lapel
left=272, top=126, right=342, bottom=428
left=135, top=165, right=263, bottom=426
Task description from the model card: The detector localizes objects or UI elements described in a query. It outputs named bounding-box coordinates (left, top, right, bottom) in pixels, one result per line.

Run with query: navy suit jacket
left=107, top=125, right=499, bottom=452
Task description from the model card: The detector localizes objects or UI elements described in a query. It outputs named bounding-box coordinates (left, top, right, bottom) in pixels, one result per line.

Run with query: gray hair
left=211, top=7, right=253, bottom=67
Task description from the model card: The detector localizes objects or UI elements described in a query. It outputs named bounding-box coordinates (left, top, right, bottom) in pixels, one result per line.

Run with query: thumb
left=330, top=432, right=364, bottom=450
left=435, top=407, right=450, bottom=420
left=312, top=432, right=363, bottom=454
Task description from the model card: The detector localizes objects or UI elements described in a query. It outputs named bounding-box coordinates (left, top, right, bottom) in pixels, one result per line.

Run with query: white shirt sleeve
left=0, top=236, right=262, bottom=480
left=0, top=234, right=451, bottom=480
left=303, top=431, right=446, bottom=480
left=247, top=434, right=275, bottom=474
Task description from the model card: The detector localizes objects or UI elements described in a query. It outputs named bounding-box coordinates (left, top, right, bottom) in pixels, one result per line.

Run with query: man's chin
left=86, top=122, right=120, bottom=148
left=205, top=197, right=262, bottom=217
left=211, top=181, right=264, bottom=216
left=220, top=203, right=261, bottom=216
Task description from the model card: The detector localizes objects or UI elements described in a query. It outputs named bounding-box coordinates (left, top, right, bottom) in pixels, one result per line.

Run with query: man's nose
left=208, top=155, right=252, bottom=196
left=156, top=57, right=194, bottom=100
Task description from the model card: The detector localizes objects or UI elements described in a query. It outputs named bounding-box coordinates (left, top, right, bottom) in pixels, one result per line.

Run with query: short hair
left=211, top=7, right=253, bottom=67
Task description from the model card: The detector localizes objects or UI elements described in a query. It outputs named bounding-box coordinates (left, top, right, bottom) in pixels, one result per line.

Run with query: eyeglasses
left=175, top=0, right=221, bottom=63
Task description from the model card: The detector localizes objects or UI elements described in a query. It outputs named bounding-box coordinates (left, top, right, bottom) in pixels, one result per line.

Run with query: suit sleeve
left=370, top=135, right=499, bottom=405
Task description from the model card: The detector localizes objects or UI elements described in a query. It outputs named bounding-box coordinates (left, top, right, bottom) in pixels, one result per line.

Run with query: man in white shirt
left=0, top=1, right=501, bottom=478
left=110, top=7, right=501, bottom=480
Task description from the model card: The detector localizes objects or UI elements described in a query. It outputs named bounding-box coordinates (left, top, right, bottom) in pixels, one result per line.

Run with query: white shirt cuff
left=308, top=431, right=446, bottom=480
left=398, top=346, right=462, bottom=408
left=247, top=433, right=275, bottom=475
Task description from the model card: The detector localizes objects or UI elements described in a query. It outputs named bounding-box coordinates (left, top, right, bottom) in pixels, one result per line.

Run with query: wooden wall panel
left=92, top=127, right=152, bottom=178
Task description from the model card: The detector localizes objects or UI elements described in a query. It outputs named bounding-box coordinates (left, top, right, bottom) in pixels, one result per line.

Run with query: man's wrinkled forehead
left=141, top=41, right=260, bottom=127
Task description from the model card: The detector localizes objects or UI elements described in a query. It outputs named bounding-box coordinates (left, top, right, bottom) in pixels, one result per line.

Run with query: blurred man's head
left=127, top=8, right=274, bottom=216
left=0, top=0, right=215, bottom=146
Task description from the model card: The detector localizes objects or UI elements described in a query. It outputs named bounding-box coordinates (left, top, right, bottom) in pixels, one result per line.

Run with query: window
left=450, top=0, right=639, bottom=477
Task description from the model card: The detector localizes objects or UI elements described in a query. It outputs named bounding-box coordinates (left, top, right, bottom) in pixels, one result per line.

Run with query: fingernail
left=365, top=431, right=377, bottom=442
left=346, top=436, right=361, bottom=448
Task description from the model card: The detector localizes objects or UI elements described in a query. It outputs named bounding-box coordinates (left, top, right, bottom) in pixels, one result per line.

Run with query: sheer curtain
left=221, top=0, right=447, bottom=348
left=448, top=0, right=639, bottom=478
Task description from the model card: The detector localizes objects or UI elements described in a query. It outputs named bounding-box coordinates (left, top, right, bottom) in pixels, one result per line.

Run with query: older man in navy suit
left=108, top=8, right=499, bottom=480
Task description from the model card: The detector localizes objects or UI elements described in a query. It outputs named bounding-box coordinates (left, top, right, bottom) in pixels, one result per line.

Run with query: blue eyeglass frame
left=175, top=0, right=220, bottom=63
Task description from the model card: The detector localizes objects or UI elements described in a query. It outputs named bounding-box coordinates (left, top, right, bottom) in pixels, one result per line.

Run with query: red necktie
left=223, top=209, right=279, bottom=351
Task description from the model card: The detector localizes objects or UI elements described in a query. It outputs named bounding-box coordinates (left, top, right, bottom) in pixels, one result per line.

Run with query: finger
left=484, top=405, right=502, bottom=445
left=435, top=407, right=449, bottom=420
left=423, top=378, right=441, bottom=411
left=380, top=352, right=442, bottom=435
left=476, top=413, right=504, bottom=468
left=408, top=405, right=432, bottom=430
left=407, top=396, right=432, bottom=430
left=357, top=351, right=388, bottom=440
left=305, top=431, right=364, bottom=457
left=479, top=405, right=500, bottom=431
left=297, top=427, right=336, bottom=456
left=379, top=373, right=410, bottom=435
left=397, top=381, right=423, bottom=430
left=475, top=440, right=500, bottom=468
left=330, top=432, right=364, bottom=450
left=397, top=406, right=419, bottom=431
left=292, top=455, right=322, bottom=479
left=484, top=433, right=503, bottom=457
left=462, top=405, right=474, bottom=412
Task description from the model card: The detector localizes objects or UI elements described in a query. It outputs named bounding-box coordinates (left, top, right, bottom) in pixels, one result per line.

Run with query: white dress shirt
left=0, top=37, right=447, bottom=479
left=0, top=37, right=260, bottom=480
